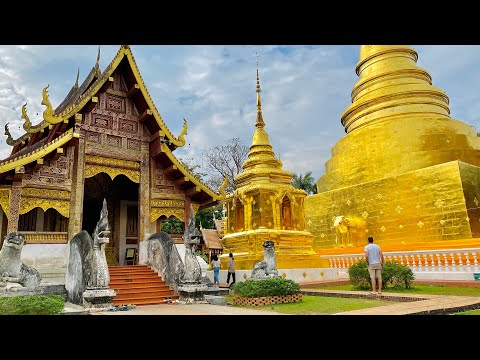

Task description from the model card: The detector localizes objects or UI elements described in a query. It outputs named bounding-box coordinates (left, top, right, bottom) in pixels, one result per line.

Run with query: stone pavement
left=302, top=289, right=480, bottom=315
left=92, top=303, right=280, bottom=315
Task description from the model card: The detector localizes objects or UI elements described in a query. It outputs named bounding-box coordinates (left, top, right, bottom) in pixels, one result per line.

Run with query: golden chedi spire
left=235, top=54, right=292, bottom=189
left=342, top=45, right=450, bottom=133
left=307, top=45, right=480, bottom=253
left=316, top=44, right=480, bottom=193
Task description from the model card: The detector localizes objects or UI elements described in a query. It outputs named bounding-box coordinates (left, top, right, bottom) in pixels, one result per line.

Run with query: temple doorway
left=82, top=173, right=139, bottom=266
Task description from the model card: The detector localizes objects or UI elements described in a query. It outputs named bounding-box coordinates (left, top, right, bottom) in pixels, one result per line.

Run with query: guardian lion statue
left=0, top=232, right=41, bottom=291
left=251, top=240, right=280, bottom=279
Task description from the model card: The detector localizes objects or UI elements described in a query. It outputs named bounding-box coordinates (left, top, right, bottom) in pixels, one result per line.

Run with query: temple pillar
left=7, top=181, right=22, bottom=234
left=138, top=143, right=150, bottom=242
left=68, top=134, right=86, bottom=240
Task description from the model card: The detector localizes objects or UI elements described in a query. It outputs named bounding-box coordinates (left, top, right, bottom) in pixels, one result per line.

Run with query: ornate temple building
left=305, top=45, right=480, bottom=255
left=221, top=59, right=324, bottom=270
left=0, top=45, right=222, bottom=267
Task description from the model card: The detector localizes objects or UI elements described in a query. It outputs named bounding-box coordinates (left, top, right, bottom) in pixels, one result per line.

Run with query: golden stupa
left=305, top=45, right=480, bottom=255
left=221, top=56, right=325, bottom=269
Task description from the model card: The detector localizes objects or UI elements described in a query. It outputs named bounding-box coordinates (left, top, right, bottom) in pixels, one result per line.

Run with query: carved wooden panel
left=86, top=131, right=100, bottom=143
left=153, top=160, right=182, bottom=195
left=119, top=119, right=138, bottom=134
left=23, top=149, right=72, bottom=187
left=107, top=94, right=126, bottom=113
left=127, top=139, right=140, bottom=150
left=91, top=114, right=112, bottom=129
left=107, top=135, right=122, bottom=147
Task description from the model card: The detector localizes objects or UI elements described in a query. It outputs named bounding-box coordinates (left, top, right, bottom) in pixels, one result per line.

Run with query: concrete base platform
left=61, top=302, right=89, bottom=315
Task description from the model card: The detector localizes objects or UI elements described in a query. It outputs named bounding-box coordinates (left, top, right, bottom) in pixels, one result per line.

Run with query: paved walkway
left=92, top=303, right=280, bottom=315
left=302, top=289, right=480, bottom=315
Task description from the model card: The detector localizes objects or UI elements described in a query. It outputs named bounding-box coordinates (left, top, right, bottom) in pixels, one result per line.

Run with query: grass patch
left=233, top=295, right=395, bottom=314
left=454, top=309, right=480, bottom=315
left=0, top=295, right=65, bottom=315
left=303, top=284, right=480, bottom=297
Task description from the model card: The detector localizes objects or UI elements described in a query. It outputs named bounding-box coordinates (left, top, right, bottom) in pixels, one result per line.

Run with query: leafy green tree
left=291, top=171, right=317, bottom=195
left=161, top=217, right=184, bottom=234
left=195, top=204, right=223, bottom=229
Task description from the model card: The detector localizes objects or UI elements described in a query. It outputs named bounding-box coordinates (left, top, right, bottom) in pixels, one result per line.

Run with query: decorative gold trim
left=151, top=199, right=184, bottom=207
left=0, top=128, right=75, bottom=174
left=150, top=207, right=184, bottom=222
left=85, top=164, right=140, bottom=183
left=19, top=231, right=68, bottom=244
left=42, top=85, right=65, bottom=124
left=84, top=155, right=140, bottom=183
left=0, top=188, right=11, bottom=219
left=22, top=188, right=70, bottom=200
left=151, top=193, right=185, bottom=200
left=21, top=104, right=32, bottom=132
left=85, top=155, right=140, bottom=169
left=19, top=197, right=70, bottom=218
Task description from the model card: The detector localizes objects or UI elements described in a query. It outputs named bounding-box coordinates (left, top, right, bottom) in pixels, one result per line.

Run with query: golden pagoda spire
left=341, top=45, right=450, bottom=133
left=255, top=52, right=265, bottom=129
left=235, top=54, right=292, bottom=189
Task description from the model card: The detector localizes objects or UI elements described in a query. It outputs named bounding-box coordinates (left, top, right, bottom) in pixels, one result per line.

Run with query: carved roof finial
left=74, top=68, right=80, bottom=89
left=255, top=52, right=264, bottom=129
left=95, top=45, right=101, bottom=69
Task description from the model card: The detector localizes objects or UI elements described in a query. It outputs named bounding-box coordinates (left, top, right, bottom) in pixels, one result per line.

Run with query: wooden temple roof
left=0, top=45, right=223, bottom=207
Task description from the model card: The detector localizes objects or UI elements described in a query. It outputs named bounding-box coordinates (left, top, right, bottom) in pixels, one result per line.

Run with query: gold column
left=138, top=143, right=150, bottom=242
left=7, top=181, right=22, bottom=234
left=67, top=133, right=86, bottom=240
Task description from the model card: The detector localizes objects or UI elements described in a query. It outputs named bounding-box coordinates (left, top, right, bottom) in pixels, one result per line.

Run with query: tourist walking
left=364, top=236, right=384, bottom=294
left=226, top=252, right=235, bottom=287
left=212, top=254, right=220, bottom=286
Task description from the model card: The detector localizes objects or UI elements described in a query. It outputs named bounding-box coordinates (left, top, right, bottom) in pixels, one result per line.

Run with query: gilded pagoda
left=221, top=58, right=324, bottom=269
left=0, top=45, right=222, bottom=266
left=305, top=45, right=480, bottom=255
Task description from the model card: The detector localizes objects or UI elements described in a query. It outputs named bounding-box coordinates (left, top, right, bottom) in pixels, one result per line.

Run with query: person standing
left=212, top=254, right=220, bottom=286
left=364, top=236, right=384, bottom=295
left=226, top=252, right=235, bottom=286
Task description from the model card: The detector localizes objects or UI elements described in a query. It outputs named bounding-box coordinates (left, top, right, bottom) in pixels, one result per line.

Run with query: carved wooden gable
left=83, top=68, right=149, bottom=158
left=153, top=159, right=185, bottom=195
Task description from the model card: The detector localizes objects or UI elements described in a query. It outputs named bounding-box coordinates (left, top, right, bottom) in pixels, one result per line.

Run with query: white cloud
left=1, top=45, right=479, bottom=186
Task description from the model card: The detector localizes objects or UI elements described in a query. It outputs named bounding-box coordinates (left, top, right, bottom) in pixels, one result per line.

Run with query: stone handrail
left=19, top=231, right=68, bottom=244
left=320, top=248, right=480, bottom=273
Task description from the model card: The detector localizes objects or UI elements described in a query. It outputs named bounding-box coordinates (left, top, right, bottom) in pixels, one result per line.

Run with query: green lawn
left=231, top=295, right=395, bottom=314
left=303, top=284, right=480, bottom=297
left=455, top=309, right=480, bottom=315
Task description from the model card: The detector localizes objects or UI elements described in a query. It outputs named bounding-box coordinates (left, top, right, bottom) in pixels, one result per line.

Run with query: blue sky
left=1, top=45, right=480, bottom=183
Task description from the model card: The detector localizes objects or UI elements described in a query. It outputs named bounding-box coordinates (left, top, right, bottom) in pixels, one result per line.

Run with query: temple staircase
left=108, top=265, right=178, bottom=306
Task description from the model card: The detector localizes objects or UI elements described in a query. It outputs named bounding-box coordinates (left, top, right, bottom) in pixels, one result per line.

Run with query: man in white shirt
left=364, top=236, right=384, bottom=294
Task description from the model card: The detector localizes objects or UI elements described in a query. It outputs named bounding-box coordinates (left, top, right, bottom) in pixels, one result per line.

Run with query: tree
left=291, top=171, right=317, bottom=195
left=202, top=137, right=249, bottom=193
left=178, top=157, right=207, bottom=181
left=161, top=217, right=184, bottom=234
left=195, top=203, right=223, bottom=229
